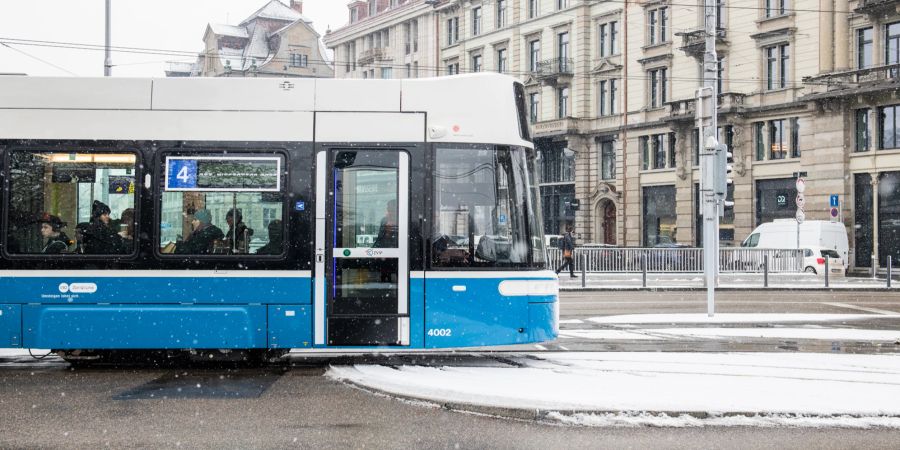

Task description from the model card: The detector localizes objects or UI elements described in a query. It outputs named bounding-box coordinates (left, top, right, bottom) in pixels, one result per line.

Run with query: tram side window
left=158, top=154, right=286, bottom=256
left=6, top=151, right=137, bottom=255
left=432, top=146, right=541, bottom=267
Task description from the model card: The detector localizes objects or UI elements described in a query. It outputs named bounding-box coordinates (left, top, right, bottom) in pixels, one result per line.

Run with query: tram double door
left=315, top=148, right=410, bottom=346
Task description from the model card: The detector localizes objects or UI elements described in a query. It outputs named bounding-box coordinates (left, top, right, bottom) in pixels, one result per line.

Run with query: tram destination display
left=165, top=156, right=281, bottom=192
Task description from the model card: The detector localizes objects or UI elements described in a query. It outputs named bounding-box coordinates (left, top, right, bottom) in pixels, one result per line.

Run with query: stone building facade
left=324, top=0, right=900, bottom=271
left=166, top=0, right=333, bottom=79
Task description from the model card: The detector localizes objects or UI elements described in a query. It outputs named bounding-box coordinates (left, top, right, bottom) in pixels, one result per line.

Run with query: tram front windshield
left=432, top=146, right=545, bottom=268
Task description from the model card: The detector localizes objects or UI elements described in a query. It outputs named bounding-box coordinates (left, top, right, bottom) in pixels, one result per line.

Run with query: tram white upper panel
left=0, top=74, right=527, bottom=146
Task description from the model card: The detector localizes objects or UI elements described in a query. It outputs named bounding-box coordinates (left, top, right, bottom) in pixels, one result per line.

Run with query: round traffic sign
left=795, top=177, right=806, bottom=193
left=796, top=193, right=806, bottom=209
left=796, top=209, right=806, bottom=223
left=830, top=207, right=839, bottom=218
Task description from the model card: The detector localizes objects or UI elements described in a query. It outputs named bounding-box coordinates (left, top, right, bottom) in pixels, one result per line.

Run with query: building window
left=529, top=92, right=540, bottom=124
left=529, top=0, right=539, bottom=18
left=858, top=27, right=873, bottom=69
left=765, top=0, right=786, bottom=17
left=880, top=104, right=900, bottom=149
left=648, top=7, right=668, bottom=45
left=471, top=54, right=482, bottom=72
left=557, top=87, right=569, bottom=118
left=472, top=7, right=482, bottom=36
left=446, top=61, right=459, bottom=75
left=556, top=0, right=567, bottom=10
left=765, top=43, right=789, bottom=90
left=558, top=32, right=570, bottom=70
left=497, top=0, right=507, bottom=28
left=540, top=145, right=576, bottom=183
left=649, top=67, right=667, bottom=108
left=755, top=178, right=797, bottom=227
left=497, top=48, right=508, bottom=73
left=886, top=22, right=900, bottom=76
left=403, top=23, right=411, bottom=54
left=412, top=20, right=418, bottom=52
left=290, top=53, right=308, bottom=68
left=769, top=119, right=786, bottom=159
left=790, top=117, right=800, bottom=158
left=640, top=133, right=674, bottom=170
left=717, top=57, right=725, bottom=94
left=600, top=140, right=616, bottom=180
left=529, top=39, right=541, bottom=72
left=447, top=17, right=459, bottom=46
left=599, top=21, right=619, bottom=57
left=406, top=63, right=412, bottom=78
left=598, top=79, right=618, bottom=116
left=754, top=122, right=765, bottom=161
left=856, top=109, right=870, bottom=152
left=643, top=185, right=677, bottom=246
left=380, top=67, right=393, bottom=79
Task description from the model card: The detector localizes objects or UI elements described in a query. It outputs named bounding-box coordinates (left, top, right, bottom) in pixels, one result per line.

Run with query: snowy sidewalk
left=557, top=272, right=895, bottom=290
left=328, top=352, right=900, bottom=428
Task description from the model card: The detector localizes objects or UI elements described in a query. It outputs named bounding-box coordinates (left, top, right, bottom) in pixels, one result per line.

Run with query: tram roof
left=0, top=73, right=530, bottom=147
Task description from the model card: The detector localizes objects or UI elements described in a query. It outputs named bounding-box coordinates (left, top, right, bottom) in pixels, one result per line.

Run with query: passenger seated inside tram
left=117, top=208, right=135, bottom=242
left=82, top=201, right=127, bottom=254
left=224, top=208, right=253, bottom=253
left=37, top=213, right=72, bottom=254
left=373, top=199, right=398, bottom=248
left=255, top=219, right=283, bottom=255
left=175, top=209, right=224, bottom=255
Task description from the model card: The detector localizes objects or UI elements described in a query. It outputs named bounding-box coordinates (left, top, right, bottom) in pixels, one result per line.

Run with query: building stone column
left=834, top=0, right=849, bottom=70
left=819, top=0, right=834, bottom=72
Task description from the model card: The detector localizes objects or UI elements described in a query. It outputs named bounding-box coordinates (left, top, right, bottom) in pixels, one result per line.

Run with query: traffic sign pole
left=795, top=177, right=806, bottom=250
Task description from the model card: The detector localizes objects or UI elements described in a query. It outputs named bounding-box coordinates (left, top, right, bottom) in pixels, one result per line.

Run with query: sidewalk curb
left=337, top=378, right=900, bottom=424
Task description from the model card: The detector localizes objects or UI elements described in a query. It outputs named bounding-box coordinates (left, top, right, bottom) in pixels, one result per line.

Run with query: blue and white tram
left=0, top=73, right=558, bottom=356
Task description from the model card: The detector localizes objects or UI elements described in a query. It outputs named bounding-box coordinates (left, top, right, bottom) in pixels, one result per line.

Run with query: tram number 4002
left=427, top=328, right=453, bottom=337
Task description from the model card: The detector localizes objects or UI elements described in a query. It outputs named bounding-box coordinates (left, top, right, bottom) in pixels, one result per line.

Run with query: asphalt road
left=1, top=290, right=899, bottom=448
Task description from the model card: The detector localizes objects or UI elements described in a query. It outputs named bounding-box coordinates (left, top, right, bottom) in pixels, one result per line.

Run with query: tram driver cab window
left=432, top=146, right=545, bottom=268
left=5, top=151, right=138, bottom=256
left=158, top=154, right=286, bottom=257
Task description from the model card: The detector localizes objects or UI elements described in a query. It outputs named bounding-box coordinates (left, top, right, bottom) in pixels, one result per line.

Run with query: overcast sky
left=0, top=0, right=349, bottom=77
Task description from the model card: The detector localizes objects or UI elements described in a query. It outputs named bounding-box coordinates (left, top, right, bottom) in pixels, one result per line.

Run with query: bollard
left=581, top=253, right=586, bottom=288
left=641, top=254, right=647, bottom=288
left=824, top=256, right=830, bottom=288
left=889, top=256, right=893, bottom=289
left=764, top=254, right=769, bottom=288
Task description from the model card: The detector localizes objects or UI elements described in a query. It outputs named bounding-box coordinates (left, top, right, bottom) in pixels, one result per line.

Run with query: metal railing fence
left=546, top=247, right=804, bottom=273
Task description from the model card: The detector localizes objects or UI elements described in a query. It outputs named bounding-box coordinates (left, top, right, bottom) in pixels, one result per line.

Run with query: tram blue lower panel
left=0, top=305, right=22, bottom=348
left=424, top=278, right=530, bottom=348
left=527, top=301, right=559, bottom=343
left=23, top=305, right=267, bottom=349
left=267, top=305, right=311, bottom=349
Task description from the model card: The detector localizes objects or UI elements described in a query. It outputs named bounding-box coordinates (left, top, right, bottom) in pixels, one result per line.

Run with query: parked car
left=741, top=220, right=849, bottom=269
left=802, top=247, right=845, bottom=276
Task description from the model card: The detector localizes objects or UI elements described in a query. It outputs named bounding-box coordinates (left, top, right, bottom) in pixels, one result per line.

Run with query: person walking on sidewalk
left=555, top=225, right=576, bottom=278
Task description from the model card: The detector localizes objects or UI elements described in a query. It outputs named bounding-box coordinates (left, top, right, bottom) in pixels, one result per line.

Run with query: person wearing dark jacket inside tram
left=255, top=219, right=283, bottom=255
left=82, top=201, right=127, bottom=254
left=38, top=213, right=72, bottom=254
left=224, top=208, right=253, bottom=253
left=175, top=209, right=224, bottom=255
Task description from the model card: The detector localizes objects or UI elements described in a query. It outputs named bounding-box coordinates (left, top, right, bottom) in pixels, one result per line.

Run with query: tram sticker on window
left=165, top=156, right=281, bottom=192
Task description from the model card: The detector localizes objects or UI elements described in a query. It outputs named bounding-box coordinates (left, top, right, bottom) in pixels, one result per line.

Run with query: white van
left=741, top=220, right=849, bottom=269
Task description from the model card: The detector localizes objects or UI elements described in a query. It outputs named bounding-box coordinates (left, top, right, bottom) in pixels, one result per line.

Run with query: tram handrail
left=546, top=247, right=804, bottom=273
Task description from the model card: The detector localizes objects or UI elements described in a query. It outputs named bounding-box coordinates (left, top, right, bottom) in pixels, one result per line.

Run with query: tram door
left=315, top=149, right=409, bottom=346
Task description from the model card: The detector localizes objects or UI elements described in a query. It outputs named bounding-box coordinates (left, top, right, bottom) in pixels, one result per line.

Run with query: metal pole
left=642, top=254, right=647, bottom=288
left=581, top=253, right=586, bottom=288
left=699, top=0, right=719, bottom=316
left=764, top=254, right=769, bottom=288
left=888, top=256, right=892, bottom=289
left=104, top=0, right=112, bottom=76
left=825, top=256, right=830, bottom=288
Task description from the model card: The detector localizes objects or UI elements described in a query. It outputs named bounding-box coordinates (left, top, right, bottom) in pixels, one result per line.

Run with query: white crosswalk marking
left=822, top=302, right=899, bottom=315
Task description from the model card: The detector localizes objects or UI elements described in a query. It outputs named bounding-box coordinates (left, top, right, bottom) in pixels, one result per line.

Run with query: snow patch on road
left=546, top=412, right=900, bottom=429
left=587, top=313, right=900, bottom=324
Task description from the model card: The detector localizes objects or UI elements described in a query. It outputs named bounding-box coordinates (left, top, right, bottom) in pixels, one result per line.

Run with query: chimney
left=290, top=0, right=302, bottom=14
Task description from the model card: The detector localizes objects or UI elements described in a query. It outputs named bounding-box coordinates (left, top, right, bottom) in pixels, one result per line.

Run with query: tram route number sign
left=165, top=156, right=281, bottom=192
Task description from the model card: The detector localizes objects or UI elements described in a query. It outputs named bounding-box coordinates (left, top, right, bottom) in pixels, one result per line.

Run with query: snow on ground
left=560, top=328, right=900, bottom=341
left=328, top=352, right=900, bottom=427
left=587, top=313, right=900, bottom=324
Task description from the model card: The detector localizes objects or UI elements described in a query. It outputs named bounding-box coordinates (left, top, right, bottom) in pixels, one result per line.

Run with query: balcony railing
left=534, top=58, right=575, bottom=84
left=854, top=0, right=900, bottom=16
left=803, top=63, right=900, bottom=100
left=357, top=47, right=389, bottom=65
left=532, top=117, right=584, bottom=136
left=676, top=28, right=728, bottom=59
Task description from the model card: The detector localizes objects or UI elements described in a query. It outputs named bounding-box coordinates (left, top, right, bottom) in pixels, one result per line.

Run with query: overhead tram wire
left=0, top=37, right=817, bottom=88
left=0, top=42, right=78, bottom=76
